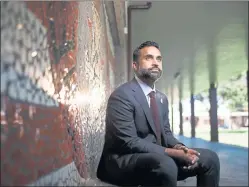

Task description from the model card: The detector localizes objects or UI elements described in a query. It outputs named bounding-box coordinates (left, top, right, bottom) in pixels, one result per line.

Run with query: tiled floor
left=176, top=136, right=248, bottom=186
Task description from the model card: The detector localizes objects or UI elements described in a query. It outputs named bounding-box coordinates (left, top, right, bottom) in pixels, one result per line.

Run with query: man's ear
left=132, top=61, right=138, bottom=71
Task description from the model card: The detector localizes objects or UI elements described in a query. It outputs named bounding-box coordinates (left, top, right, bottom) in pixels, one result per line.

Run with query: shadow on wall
left=1, top=1, right=125, bottom=186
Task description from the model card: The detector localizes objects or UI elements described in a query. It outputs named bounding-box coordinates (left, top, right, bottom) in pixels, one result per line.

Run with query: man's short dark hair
left=133, top=41, right=160, bottom=63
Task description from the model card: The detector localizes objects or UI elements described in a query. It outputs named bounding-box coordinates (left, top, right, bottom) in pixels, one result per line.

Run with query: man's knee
left=208, top=150, right=220, bottom=171
left=149, top=153, right=178, bottom=183
left=199, top=149, right=220, bottom=172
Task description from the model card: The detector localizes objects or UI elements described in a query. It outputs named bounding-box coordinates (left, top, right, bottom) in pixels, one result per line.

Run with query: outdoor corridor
left=176, top=136, right=248, bottom=186
left=80, top=136, right=248, bottom=186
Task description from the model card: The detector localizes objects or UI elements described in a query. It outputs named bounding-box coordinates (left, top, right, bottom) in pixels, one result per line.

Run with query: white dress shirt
left=135, top=76, right=156, bottom=107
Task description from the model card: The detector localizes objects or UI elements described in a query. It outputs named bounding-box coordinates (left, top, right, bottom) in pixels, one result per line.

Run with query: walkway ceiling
left=129, top=1, right=248, bottom=99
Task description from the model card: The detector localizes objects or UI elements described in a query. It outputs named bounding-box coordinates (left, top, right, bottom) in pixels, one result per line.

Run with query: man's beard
left=136, top=67, right=162, bottom=82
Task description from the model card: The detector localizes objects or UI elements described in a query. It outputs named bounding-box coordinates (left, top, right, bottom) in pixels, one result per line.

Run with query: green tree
left=219, top=72, right=248, bottom=111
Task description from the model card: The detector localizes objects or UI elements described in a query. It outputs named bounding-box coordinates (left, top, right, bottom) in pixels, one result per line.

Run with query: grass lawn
left=181, top=128, right=248, bottom=147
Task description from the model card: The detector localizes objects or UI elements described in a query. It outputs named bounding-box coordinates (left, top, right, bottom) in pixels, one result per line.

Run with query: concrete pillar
left=190, top=93, right=195, bottom=138
left=209, top=83, right=219, bottom=142
left=207, top=35, right=218, bottom=142
left=189, top=49, right=196, bottom=138
left=170, top=85, right=174, bottom=133
left=179, top=101, right=183, bottom=135
left=245, top=16, right=248, bottom=117
left=178, top=76, right=183, bottom=135
left=246, top=31, right=248, bottom=118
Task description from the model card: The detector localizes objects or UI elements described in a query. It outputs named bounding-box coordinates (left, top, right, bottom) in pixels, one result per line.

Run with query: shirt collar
left=135, top=75, right=156, bottom=97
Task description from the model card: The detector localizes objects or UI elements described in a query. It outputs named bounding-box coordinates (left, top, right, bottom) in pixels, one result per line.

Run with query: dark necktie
left=149, top=91, right=161, bottom=145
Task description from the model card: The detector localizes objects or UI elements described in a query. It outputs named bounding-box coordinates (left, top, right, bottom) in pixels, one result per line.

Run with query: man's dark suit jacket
left=97, top=78, right=182, bottom=182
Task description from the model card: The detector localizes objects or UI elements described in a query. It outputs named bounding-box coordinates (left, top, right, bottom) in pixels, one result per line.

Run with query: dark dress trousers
left=97, top=78, right=220, bottom=187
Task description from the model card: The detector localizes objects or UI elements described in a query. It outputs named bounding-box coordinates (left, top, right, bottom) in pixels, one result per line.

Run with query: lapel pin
left=160, top=98, right=163, bottom=104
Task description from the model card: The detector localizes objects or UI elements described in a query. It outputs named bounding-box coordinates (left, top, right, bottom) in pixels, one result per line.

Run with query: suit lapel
left=130, top=79, right=157, bottom=137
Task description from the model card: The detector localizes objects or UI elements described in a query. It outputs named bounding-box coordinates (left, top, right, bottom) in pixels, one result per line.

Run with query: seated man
left=97, top=41, right=220, bottom=187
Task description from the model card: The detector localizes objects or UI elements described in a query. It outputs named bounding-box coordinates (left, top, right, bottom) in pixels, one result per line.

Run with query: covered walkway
left=176, top=136, right=248, bottom=186
left=79, top=136, right=248, bottom=186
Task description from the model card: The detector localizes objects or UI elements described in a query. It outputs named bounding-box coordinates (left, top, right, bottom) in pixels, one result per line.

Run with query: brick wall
left=1, top=1, right=127, bottom=186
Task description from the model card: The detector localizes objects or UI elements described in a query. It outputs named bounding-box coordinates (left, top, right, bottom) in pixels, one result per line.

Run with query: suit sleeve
left=106, top=91, right=166, bottom=155
left=162, top=96, right=184, bottom=148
